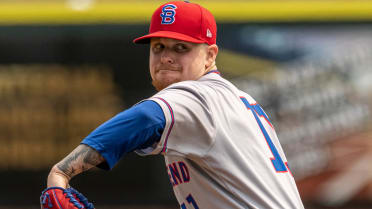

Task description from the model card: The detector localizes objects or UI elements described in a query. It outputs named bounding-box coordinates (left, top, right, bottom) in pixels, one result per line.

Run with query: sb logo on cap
left=160, top=4, right=177, bottom=25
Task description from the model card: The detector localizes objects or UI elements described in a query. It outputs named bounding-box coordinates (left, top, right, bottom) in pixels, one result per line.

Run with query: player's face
left=149, top=38, right=216, bottom=91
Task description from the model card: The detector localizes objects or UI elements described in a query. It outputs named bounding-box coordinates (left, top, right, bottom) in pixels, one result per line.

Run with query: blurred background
left=0, top=0, right=372, bottom=208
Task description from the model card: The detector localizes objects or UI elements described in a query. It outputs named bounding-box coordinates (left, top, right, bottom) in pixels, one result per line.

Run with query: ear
left=205, top=44, right=218, bottom=69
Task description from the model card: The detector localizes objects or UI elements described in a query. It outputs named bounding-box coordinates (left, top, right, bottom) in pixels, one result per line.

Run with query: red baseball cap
left=133, top=1, right=217, bottom=45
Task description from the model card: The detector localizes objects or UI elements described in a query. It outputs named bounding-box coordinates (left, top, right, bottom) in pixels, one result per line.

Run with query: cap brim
left=133, top=31, right=205, bottom=44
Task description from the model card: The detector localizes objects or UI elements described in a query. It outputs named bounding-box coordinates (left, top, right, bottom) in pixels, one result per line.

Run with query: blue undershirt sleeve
left=81, top=100, right=165, bottom=170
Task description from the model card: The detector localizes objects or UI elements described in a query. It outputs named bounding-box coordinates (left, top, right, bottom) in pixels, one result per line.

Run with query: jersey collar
left=205, top=69, right=220, bottom=75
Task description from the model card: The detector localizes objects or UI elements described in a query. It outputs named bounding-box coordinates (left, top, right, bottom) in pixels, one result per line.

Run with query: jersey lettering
left=166, top=161, right=190, bottom=187
left=166, top=166, right=175, bottom=186
left=179, top=161, right=190, bottom=182
left=240, top=97, right=288, bottom=172
left=169, top=162, right=183, bottom=185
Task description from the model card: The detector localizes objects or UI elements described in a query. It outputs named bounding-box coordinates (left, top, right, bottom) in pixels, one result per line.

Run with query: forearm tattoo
left=57, top=144, right=104, bottom=178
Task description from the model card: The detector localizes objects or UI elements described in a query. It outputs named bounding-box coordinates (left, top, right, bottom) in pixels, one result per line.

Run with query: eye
left=174, top=44, right=189, bottom=53
left=152, top=43, right=164, bottom=53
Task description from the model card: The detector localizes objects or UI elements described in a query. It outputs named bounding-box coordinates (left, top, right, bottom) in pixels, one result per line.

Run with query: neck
left=205, top=63, right=217, bottom=74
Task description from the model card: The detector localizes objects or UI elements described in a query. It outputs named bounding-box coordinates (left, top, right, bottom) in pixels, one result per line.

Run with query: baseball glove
left=40, top=187, right=94, bottom=209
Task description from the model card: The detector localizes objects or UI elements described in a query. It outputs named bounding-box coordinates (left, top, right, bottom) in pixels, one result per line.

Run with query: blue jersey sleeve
left=81, top=100, right=165, bottom=170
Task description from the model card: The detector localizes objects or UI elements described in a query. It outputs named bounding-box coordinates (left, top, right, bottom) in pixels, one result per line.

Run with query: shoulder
left=162, top=73, right=234, bottom=96
left=148, top=79, right=216, bottom=117
left=151, top=73, right=245, bottom=110
left=132, top=100, right=164, bottom=121
left=153, top=80, right=208, bottom=103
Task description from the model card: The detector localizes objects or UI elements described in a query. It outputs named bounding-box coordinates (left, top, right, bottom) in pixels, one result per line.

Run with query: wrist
left=47, top=165, right=70, bottom=188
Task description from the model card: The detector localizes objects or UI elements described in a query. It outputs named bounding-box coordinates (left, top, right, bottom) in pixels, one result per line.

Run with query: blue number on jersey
left=240, top=97, right=288, bottom=172
left=181, top=194, right=199, bottom=209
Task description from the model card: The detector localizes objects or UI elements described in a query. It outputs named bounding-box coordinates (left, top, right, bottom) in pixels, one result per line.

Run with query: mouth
left=156, top=68, right=180, bottom=73
left=155, top=64, right=181, bottom=72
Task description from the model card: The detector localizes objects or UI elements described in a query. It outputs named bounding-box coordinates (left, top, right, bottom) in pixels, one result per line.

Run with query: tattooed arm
left=47, top=144, right=105, bottom=188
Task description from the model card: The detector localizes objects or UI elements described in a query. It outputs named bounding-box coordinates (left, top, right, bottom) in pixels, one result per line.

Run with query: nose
left=160, top=51, right=174, bottom=64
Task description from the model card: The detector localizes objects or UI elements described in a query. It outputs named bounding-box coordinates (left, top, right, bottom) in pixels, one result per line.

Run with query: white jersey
left=137, top=71, right=304, bottom=209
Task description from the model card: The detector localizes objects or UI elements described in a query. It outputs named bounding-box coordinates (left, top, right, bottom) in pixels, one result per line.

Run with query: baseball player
left=42, top=1, right=305, bottom=209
